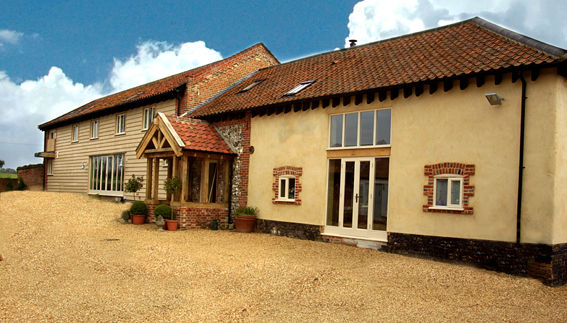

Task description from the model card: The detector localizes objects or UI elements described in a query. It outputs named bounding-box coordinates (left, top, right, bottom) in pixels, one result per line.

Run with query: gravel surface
left=1, top=191, right=567, bottom=322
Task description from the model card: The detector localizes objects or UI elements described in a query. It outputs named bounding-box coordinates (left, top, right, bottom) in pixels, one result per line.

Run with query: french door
left=326, top=157, right=389, bottom=241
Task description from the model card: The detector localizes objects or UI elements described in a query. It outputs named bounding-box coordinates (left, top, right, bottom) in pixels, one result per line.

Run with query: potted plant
left=234, top=206, right=258, bottom=233
left=155, top=204, right=177, bottom=231
left=125, top=175, right=144, bottom=200
left=130, top=201, right=148, bottom=225
left=164, top=177, right=182, bottom=201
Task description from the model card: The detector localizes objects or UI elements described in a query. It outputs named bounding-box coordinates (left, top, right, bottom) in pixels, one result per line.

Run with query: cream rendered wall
left=552, top=72, right=567, bottom=244
left=249, top=70, right=565, bottom=244
left=46, top=99, right=176, bottom=200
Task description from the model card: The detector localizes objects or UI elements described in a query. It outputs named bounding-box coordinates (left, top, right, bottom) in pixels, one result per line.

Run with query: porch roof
left=166, top=115, right=234, bottom=155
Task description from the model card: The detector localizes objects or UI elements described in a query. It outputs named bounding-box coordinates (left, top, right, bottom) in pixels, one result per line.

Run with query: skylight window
left=124, top=91, right=144, bottom=102
left=238, top=79, right=266, bottom=93
left=283, top=80, right=315, bottom=96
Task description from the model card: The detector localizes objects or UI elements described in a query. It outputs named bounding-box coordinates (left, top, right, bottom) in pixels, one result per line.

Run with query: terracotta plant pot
left=165, top=219, right=178, bottom=231
left=235, top=214, right=256, bottom=233
left=132, top=214, right=145, bottom=225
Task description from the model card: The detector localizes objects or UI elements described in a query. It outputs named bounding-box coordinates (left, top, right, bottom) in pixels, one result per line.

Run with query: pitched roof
left=39, top=43, right=276, bottom=130
left=190, top=17, right=566, bottom=118
left=166, top=115, right=233, bottom=154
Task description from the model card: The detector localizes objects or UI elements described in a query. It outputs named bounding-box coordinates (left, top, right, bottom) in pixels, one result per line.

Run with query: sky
left=1, top=0, right=566, bottom=169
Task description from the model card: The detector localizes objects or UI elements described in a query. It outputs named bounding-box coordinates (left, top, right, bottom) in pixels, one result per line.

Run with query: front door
left=325, top=157, right=389, bottom=241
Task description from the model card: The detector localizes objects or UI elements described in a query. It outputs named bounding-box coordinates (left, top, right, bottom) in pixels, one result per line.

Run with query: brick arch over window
left=423, top=162, right=475, bottom=214
left=272, top=166, right=302, bottom=205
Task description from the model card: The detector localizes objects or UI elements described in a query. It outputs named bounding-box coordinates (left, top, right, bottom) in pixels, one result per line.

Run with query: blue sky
left=1, top=0, right=567, bottom=169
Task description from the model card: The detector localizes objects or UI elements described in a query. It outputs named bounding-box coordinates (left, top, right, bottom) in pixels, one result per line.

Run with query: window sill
left=428, top=206, right=464, bottom=211
left=115, top=133, right=125, bottom=136
left=327, top=144, right=391, bottom=150
left=71, top=141, right=79, bottom=144
left=141, top=129, right=148, bottom=132
left=90, top=137, right=98, bottom=140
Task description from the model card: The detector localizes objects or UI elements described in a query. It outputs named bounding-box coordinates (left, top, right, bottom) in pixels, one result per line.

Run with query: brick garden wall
left=17, top=164, right=45, bottom=191
left=0, top=178, right=18, bottom=192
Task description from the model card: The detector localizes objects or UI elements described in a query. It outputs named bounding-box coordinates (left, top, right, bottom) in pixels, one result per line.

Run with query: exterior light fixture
left=81, top=162, right=85, bottom=169
left=485, top=93, right=504, bottom=105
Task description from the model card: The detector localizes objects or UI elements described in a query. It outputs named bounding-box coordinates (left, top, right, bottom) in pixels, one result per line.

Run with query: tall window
left=329, top=109, right=391, bottom=148
left=46, top=159, right=53, bottom=175
left=116, top=114, right=126, bottom=135
left=49, top=130, right=56, bottom=139
left=89, top=154, right=125, bottom=194
left=91, top=120, right=99, bottom=139
left=71, top=124, right=79, bottom=142
left=143, top=107, right=155, bottom=130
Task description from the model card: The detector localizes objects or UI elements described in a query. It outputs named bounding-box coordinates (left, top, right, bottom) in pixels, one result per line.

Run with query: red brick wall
left=0, top=178, right=18, bottom=192
left=272, top=166, right=303, bottom=205
left=179, top=44, right=279, bottom=115
left=17, top=164, right=45, bottom=191
left=423, top=162, right=475, bottom=214
left=146, top=202, right=228, bottom=229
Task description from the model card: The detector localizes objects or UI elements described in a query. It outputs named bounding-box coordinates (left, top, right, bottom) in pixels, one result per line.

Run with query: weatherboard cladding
left=166, top=116, right=233, bottom=155
left=39, top=43, right=277, bottom=130
left=190, top=17, right=566, bottom=118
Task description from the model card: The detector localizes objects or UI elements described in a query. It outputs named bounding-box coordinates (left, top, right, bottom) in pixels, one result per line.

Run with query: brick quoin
left=423, top=162, right=475, bottom=214
left=272, top=166, right=303, bottom=205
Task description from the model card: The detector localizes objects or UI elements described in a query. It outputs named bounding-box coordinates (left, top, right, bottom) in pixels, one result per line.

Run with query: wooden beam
left=151, top=136, right=159, bottom=150
left=443, top=79, right=453, bottom=92
left=403, top=87, right=412, bottom=98
left=429, top=81, right=438, bottom=94
left=181, top=155, right=188, bottom=203
left=476, top=75, right=485, bottom=87
left=531, top=69, right=539, bottom=81
left=332, top=97, right=340, bottom=107
left=284, top=105, right=292, bottom=114
left=415, top=84, right=424, bottom=97
left=146, top=157, right=153, bottom=200
left=275, top=106, right=283, bottom=114
left=153, top=158, right=159, bottom=202
left=494, top=73, right=502, bottom=85
left=144, top=148, right=174, bottom=154
left=322, top=98, right=330, bottom=108
left=378, top=90, right=387, bottom=102
left=342, top=95, right=351, bottom=106
left=311, top=100, right=319, bottom=110
left=355, top=94, right=363, bottom=105
left=302, top=101, right=310, bottom=111
left=390, top=88, right=398, bottom=100
left=512, top=72, right=520, bottom=83
left=201, top=159, right=210, bottom=203
left=459, top=77, right=469, bottom=90
left=266, top=107, right=274, bottom=116
left=293, top=103, right=301, bottom=112
left=367, top=92, right=375, bottom=104
left=558, top=63, right=567, bottom=78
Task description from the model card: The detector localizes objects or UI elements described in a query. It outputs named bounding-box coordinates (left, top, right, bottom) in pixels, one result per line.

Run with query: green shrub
left=5, top=180, right=14, bottom=191
left=16, top=178, right=26, bottom=191
left=154, top=204, right=173, bottom=220
left=234, top=206, right=259, bottom=216
left=121, top=210, right=130, bottom=222
left=164, top=177, right=182, bottom=195
left=130, top=201, right=148, bottom=215
left=124, top=175, right=144, bottom=200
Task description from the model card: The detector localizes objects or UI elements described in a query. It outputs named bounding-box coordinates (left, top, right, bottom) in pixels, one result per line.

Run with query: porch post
left=171, top=156, right=179, bottom=202
left=153, top=157, right=159, bottom=202
left=181, top=155, right=188, bottom=203
left=146, top=157, right=153, bottom=200
left=201, top=159, right=210, bottom=203
left=223, top=159, right=230, bottom=203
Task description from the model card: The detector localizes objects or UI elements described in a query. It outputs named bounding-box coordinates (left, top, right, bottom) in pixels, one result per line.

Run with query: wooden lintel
left=403, top=87, right=412, bottom=98
left=332, top=97, right=340, bottom=108
left=459, top=77, right=469, bottom=90
left=415, top=85, right=424, bottom=97
left=390, top=88, right=398, bottom=100
left=342, top=95, right=351, bottom=106
left=327, top=147, right=391, bottom=158
left=531, top=69, right=539, bottom=81
left=322, top=98, right=330, bottom=108
left=355, top=94, right=363, bottom=105
left=144, top=148, right=174, bottom=154
left=429, top=81, right=438, bottom=94
left=476, top=75, right=485, bottom=87
left=378, top=90, right=387, bottom=102
left=144, top=152, right=175, bottom=159
left=494, top=73, right=502, bottom=85
left=443, top=79, right=453, bottom=92
left=184, top=150, right=232, bottom=160
left=367, top=92, right=375, bottom=104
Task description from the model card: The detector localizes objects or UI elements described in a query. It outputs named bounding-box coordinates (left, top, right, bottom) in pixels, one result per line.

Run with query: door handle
left=355, top=193, right=359, bottom=203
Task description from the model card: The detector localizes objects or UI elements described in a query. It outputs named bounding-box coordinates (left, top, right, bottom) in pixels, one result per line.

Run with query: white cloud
left=109, top=40, right=222, bottom=92
left=0, top=40, right=223, bottom=168
left=345, top=0, right=567, bottom=49
left=0, top=29, right=24, bottom=46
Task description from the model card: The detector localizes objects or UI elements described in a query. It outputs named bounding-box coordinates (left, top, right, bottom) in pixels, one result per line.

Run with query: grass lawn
left=0, top=173, right=17, bottom=179
left=1, top=191, right=567, bottom=322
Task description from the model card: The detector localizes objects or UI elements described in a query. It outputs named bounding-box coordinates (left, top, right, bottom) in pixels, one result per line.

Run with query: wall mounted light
left=485, top=93, right=504, bottom=106
left=81, top=162, right=85, bottom=169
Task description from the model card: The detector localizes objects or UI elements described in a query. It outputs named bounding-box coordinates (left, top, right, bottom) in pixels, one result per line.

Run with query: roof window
left=283, top=80, right=315, bottom=96
left=124, top=91, right=144, bottom=102
left=238, top=79, right=266, bottom=93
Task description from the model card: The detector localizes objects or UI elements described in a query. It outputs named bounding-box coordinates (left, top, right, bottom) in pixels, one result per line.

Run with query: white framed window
left=283, top=80, right=315, bottom=96
left=46, top=159, right=53, bottom=175
left=329, top=108, right=391, bottom=149
left=116, top=114, right=126, bottom=135
left=143, top=107, right=155, bottom=130
left=89, top=153, right=125, bottom=195
left=91, top=120, right=99, bottom=139
left=49, top=130, right=56, bottom=139
left=71, top=124, right=79, bottom=142
left=278, top=176, right=296, bottom=201
left=432, top=175, right=463, bottom=209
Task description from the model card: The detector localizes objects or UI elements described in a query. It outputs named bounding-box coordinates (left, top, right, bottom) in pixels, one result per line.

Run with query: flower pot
left=132, top=214, right=145, bottom=225
left=165, top=219, right=178, bottom=231
left=235, top=214, right=256, bottom=233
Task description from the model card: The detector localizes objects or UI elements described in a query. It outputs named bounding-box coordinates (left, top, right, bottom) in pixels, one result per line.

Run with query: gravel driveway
left=1, top=191, right=567, bottom=322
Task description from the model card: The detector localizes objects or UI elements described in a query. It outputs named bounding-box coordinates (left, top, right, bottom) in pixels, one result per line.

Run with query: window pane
left=288, top=178, right=295, bottom=200
left=358, top=161, right=370, bottom=229
left=376, top=109, right=391, bottom=145
left=344, top=113, right=358, bottom=147
left=327, top=159, right=341, bottom=226
left=360, top=111, right=374, bottom=146
left=330, top=115, right=343, bottom=147
left=373, top=158, right=389, bottom=231
left=280, top=179, right=286, bottom=198
left=208, top=162, right=218, bottom=203
left=436, top=179, right=448, bottom=206
left=343, top=161, right=355, bottom=227
left=451, top=180, right=461, bottom=205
